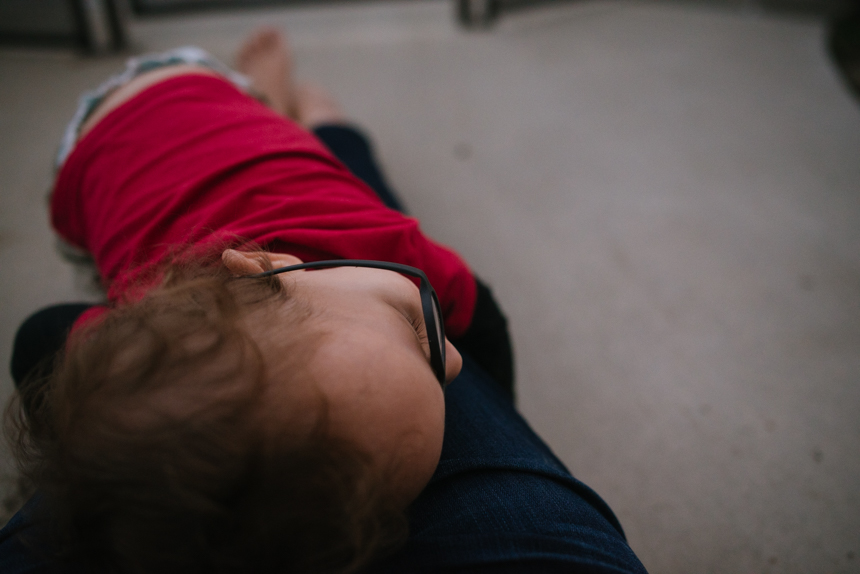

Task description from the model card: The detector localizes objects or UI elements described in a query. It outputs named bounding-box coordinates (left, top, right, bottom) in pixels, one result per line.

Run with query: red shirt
left=52, top=74, right=476, bottom=337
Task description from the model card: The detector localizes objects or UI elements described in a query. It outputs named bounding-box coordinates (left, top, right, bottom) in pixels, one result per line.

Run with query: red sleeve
left=52, top=74, right=476, bottom=337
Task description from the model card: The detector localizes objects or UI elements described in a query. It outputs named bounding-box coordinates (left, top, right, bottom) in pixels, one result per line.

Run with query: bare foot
left=236, top=27, right=293, bottom=117
left=294, top=83, right=346, bottom=129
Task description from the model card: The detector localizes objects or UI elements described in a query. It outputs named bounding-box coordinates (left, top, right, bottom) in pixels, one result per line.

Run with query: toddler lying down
left=9, top=29, right=512, bottom=573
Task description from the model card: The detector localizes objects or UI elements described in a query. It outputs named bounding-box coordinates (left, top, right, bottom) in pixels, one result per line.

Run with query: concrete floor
left=1, top=1, right=859, bottom=572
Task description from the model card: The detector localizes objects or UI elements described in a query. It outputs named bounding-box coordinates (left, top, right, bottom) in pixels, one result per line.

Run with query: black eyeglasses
left=245, top=260, right=447, bottom=386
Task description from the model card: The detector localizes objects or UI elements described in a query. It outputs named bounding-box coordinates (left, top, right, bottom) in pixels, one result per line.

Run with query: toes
left=249, top=27, right=283, bottom=54
left=237, top=27, right=284, bottom=68
left=258, top=28, right=280, bottom=48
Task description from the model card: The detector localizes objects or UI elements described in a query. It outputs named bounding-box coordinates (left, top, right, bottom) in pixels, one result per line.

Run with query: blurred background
left=1, top=0, right=859, bottom=572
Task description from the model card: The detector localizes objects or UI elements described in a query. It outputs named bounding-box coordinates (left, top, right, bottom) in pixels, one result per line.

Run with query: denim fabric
left=366, top=354, right=647, bottom=573
left=10, top=303, right=95, bottom=393
left=0, top=498, right=61, bottom=574
left=313, top=124, right=408, bottom=214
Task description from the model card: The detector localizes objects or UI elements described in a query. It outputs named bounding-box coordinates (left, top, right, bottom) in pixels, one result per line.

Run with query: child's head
left=9, top=247, right=462, bottom=573
left=221, top=249, right=462, bottom=503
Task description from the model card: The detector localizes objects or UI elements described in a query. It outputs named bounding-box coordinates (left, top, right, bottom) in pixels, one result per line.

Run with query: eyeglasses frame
left=244, top=259, right=447, bottom=386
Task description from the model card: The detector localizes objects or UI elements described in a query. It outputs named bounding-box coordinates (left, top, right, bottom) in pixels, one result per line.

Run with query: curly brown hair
left=5, top=247, right=407, bottom=573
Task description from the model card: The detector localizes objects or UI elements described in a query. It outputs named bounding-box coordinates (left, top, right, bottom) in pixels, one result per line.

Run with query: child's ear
left=221, top=250, right=303, bottom=276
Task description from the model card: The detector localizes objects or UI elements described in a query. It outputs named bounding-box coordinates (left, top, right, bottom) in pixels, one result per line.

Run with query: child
left=8, top=29, right=512, bottom=574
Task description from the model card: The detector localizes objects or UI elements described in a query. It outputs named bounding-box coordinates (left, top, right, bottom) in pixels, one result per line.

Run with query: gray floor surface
left=1, top=1, right=859, bottom=572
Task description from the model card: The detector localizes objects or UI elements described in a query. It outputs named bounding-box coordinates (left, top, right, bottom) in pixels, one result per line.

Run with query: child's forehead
left=256, top=295, right=439, bottom=411
left=265, top=315, right=446, bottom=505
left=248, top=264, right=439, bottom=429
left=280, top=264, right=422, bottom=294
left=294, top=267, right=425, bottom=327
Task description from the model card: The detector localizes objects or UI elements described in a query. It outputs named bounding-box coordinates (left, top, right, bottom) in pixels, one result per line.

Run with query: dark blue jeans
left=369, top=353, right=646, bottom=573
left=2, top=125, right=647, bottom=573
